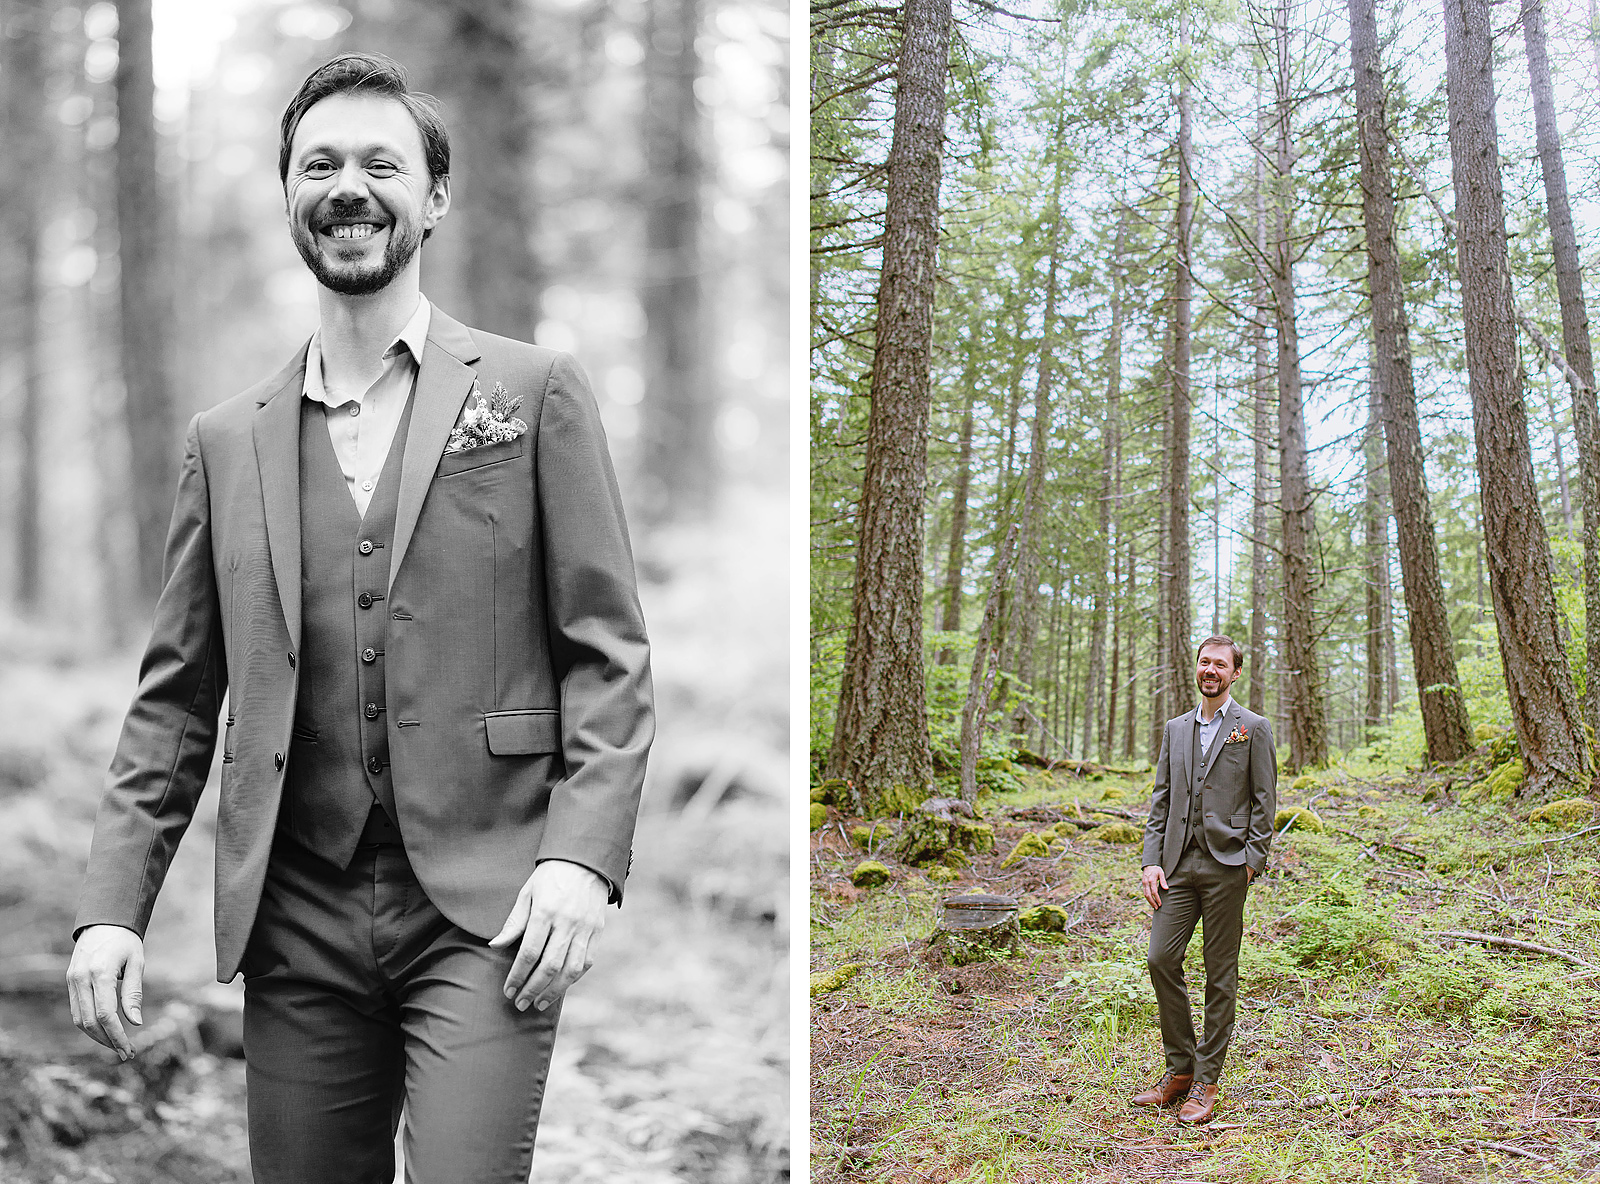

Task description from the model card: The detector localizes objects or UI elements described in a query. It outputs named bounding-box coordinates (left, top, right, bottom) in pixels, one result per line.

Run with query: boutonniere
left=1224, top=726, right=1250, bottom=745
left=446, top=382, right=527, bottom=453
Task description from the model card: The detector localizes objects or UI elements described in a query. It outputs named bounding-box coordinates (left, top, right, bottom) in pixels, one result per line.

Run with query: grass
left=811, top=762, right=1600, bottom=1183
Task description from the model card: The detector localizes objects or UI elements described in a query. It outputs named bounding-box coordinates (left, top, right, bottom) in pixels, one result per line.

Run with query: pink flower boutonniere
left=1224, top=726, right=1250, bottom=745
left=446, top=382, right=527, bottom=453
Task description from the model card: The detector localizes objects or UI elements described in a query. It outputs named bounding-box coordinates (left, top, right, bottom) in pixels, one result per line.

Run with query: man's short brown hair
left=1196, top=635, right=1244, bottom=671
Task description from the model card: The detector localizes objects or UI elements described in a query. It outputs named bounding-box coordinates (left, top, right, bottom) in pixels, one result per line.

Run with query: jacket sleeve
left=532, top=352, right=654, bottom=904
left=1245, top=718, right=1278, bottom=875
left=74, top=414, right=227, bottom=939
left=1142, top=722, right=1171, bottom=869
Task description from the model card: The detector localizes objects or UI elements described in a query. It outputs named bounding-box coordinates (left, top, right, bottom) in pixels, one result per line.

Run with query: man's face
left=284, top=92, right=448, bottom=296
left=1195, top=645, right=1241, bottom=699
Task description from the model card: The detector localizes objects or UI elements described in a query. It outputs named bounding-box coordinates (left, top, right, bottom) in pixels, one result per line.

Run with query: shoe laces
left=1185, top=1081, right=1211, bottom=1101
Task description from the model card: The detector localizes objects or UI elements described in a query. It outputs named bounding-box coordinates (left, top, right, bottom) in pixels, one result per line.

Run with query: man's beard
left=1196, top=672, right=1227, bottom=696
left=292, top=206, right=423, bottom=296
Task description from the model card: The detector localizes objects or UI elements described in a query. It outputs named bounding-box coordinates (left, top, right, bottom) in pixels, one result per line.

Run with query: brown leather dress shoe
left=1131, top=1072, right=1192, bottom=1107
left=1177, top=1082, right=1220, bottom=1123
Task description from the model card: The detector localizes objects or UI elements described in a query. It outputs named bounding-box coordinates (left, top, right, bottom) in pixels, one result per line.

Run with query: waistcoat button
left=359, top=540, right=374, bottom=555
left=287, top=651, right=296, bottom=668
left=358, top=592, right=373, bottom=608
left=367, top=755, right=383, bottom=775
left=273, top=752, right=284, bottom=771
left=365, top=703, right=379, bottom=719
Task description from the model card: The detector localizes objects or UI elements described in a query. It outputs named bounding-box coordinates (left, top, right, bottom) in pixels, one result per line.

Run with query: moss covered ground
left=810, top=758, right=1600, bottom=1182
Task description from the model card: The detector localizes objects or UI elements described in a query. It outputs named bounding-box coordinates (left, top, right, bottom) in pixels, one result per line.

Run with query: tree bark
left=1167, top=10, right=1195, bottom=719
left=1443, top=0, right=1591, bottom=794
left=116, top=0, right=179, bottom=605
left=960, top=524, right=1020, bottom=802
left=1523, top=0, right=1600, bottom=744
left=1272, top=0, right=1328, bottom=770
left=828, top=0, right=951, bottom=810
left=1364, top=365, right=1386, bottom=738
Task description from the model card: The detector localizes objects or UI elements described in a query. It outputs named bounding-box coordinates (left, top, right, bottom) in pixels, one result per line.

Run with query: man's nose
left=329, top=159, right=369, bottom=202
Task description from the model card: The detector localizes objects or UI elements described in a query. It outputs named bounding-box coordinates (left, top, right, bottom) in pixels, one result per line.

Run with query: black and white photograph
left=0, top=1, right=789, bottom=1180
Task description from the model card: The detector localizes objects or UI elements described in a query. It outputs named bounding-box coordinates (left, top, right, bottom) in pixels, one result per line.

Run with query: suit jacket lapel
left=251, top=351, right=309, bottom=651
left=1172, top=711, right=1191, bottom=793
left=1200, top=699, right=1240, bottom=781
left=389, top=308, right=482, bottom=592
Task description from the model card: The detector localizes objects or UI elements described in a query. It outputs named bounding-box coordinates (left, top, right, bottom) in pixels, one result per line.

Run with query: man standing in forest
left=1133, top=636, right=1275, bottom=1123
left=65, top=53, right=653, bottom=1181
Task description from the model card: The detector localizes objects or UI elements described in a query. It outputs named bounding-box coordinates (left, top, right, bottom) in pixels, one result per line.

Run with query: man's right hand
left=1140, top=864, right=1168, bottom=911
left=66, top=925, right=145, bottom=1060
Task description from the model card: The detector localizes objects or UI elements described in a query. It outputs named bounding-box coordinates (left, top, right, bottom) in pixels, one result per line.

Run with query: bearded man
left=65, top=53, right=653, bottom=1182
left=1132, top=635, right=1275, bottom=1124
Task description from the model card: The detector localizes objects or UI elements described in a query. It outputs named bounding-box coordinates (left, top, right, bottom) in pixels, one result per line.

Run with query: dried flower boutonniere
left=446, top=382, right=527, bottom=453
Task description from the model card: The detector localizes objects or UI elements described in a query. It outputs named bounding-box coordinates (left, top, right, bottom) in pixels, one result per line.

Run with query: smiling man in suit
left=65, top=53, right=653, bottom=1182
left=1132, top=635, right=1275, bottom=1124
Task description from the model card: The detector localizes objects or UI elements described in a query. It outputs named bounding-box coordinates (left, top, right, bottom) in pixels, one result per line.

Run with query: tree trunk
left=1364, top=365, right=1386, bottom=738
left=828, top=0, right=951, bottom=810
left=116, top=0, right=179, bottom=605
left=960, top=524, right=1020, bottom=802
left=1546, top=379, right=1574, bottom=533
left=1167, top=9, right=1195, bottom=718
left=1272, top=0, right=1328, bottom=770
left=1523, top=0, right=1600, bottom=744
left=1350, top=0, right=1476, bottom=761
left=936, top=380, right=977, bottom=663
left=1443, top=0, right=1591, bottom=795
left=638, top=0, right=716, bottom=521
left=1249, top=85, right=1273, bottom=716
left=1083, top=212, right=1127, bottom=761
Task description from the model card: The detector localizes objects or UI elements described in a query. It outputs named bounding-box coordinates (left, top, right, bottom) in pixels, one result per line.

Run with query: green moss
left=1098, top=786, right=1127, bottom=802
left=1274, top=806, right=1324, bottom=834
left=864, top=782, right=931, bottom=817
left=850, top=822, right=893, bottom=850
left=1289, top=891, right=1396, bottom=971
left=810, top=803, right=828, bottom=831
left=1356, top=804, right=1386, bottom=820
left=926, top=865, right=961, bottom=884
left=1000, top=831, right=1052, bottom=868
left=810, top=962, right=864, bottom=996
left=812, top=778, right=851, bottom=807
left=850, top=860, right=893, bottom=888
left=1528, top=797, right=1595, bottom=829
left=1019, top=904, right=1070, bottom=932
left=1084, top=821, right=1142, bottom=843
left=895, top=815, right=994, bottom=866
left=1474, top=722, right=1507, bottom=743
left=1291, top=774, right=1319, bottom=791
left=1463, top=758, right=1524, bottom=804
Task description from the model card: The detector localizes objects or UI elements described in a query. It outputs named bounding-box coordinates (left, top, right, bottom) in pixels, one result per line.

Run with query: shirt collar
left=302, top=293, right=432, bottom=407
left=1195, top=695, right=1232, bottom=726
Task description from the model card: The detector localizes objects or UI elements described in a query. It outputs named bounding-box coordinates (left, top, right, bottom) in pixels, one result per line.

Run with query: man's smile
left=326, top=223, right=382, bottom=239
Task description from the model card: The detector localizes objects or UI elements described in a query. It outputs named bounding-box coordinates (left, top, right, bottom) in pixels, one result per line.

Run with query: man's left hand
left=489, top=859, right=609, bottom=1012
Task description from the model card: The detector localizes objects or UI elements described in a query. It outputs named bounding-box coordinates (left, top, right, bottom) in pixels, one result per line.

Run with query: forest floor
left=810, top=753, right=1600, bottom=1183
left=0, top=493, right=789, bottom=1183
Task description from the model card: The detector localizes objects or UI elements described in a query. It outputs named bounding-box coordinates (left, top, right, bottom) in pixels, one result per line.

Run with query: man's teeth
left=329, top=224, right=379, bottom=239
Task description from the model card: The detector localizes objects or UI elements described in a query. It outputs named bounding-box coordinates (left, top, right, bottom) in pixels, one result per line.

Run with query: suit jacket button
left=273, top=752, right=284, bottom=771
left=359, top=540, right=374, bottom=555
left=358, top=592, right=373, bottom=609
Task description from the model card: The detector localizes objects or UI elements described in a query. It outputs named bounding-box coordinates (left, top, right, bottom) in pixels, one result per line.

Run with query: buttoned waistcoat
left=74, top=309, right=655, bottom=981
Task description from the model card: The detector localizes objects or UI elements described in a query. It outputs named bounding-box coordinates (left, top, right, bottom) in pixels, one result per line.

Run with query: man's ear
left=424, top=176, right=451, bottom=230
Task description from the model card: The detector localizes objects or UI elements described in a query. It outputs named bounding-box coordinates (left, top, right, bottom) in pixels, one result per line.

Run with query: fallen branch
left=1239, top=1085, right=1492, bottom=1110
left=1433, top=929, right=1597, bottom=971
left=1463, top=1139, right=1550, bottom=1163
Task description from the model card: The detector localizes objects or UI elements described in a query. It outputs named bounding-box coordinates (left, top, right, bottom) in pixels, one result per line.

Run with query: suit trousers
left=1146, top=841, right=1250, bottom=1084
left=241, top=827, right=562, bottom=1184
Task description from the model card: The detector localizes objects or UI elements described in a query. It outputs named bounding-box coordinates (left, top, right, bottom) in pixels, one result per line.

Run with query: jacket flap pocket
left=437, top=436, right=525, bottom=477
left=1229, top=811, right=1249, bottom=826
left=485, top=709, right=560, bottom=755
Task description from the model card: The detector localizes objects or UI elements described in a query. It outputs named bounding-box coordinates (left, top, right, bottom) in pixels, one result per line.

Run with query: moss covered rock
left=810, top=963, right=863, bottom=996
left=895, top=800, right=995, bottom=866
left=926, top=865, right=962, bottom=884
left=1356, top=804, right=1386, bottom=820
left=849, top=822, right=892, bottom=850
left=1000, top=831, right=1053, bottom=868
left=1085, top=821, right=1142, bottom=843
left=811, top=778, right=851, bottom=806
left=850, top=860, right=893, bottom=888
left=1098, top=786, right=1127, bottom=803
left=1274, top=806, right=1324, bottom=834
left=1474, top=722, right=1505, bottom=743
left=1291, top=774, right=1318, bottom=791
left=1528, top=797, right=1596, bottom=830
left=1463, top=758, right=1524, bottom=804
left=1019, top=904, right=1070, bottom=932
left=809, top=802, right=828, bottom=831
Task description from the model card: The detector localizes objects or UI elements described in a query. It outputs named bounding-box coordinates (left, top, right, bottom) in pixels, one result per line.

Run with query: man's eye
left=304, top=161, right=335, bottom=175
left=368, top=162, right=397, bottom=175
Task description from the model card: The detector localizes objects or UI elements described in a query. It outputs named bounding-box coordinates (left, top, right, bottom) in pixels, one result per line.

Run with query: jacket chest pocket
left=436, top=437, right=524, bottom=477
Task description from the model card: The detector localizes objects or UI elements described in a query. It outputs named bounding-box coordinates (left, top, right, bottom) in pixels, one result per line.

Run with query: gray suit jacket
left=1142, top=698, right=1276, bottom=877
left=75, top=308, right=654, bottom=981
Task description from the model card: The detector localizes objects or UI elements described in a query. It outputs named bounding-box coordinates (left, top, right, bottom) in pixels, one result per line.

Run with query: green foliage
left=1528, top=798, right=1595, bottom=830
left=811, top=963, right=865, bottom=997
left=1051, top=960, right=1157, bottom=1026
left=1288, top=889, right=1398, bottom=972
left=1387, top=945, right=1495, bottom=1018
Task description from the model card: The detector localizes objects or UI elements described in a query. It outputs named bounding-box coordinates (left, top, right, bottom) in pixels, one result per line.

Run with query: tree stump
left=929, top=893, right=1020, bottom=965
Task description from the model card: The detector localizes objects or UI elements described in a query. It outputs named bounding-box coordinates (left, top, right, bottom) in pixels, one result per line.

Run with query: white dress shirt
left=1195, top=695, right=1231, bottom=760
left=302, top=294, right=432, bottom=518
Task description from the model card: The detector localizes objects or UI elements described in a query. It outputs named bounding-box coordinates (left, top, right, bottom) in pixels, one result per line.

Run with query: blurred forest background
left=0, top=0, right=789, bottom=1180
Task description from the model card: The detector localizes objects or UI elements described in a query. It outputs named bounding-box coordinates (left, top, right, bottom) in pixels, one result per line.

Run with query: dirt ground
left=0, top=495, right=789, bottom=1183
left=810, top=758, right=1600, bottom=1183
